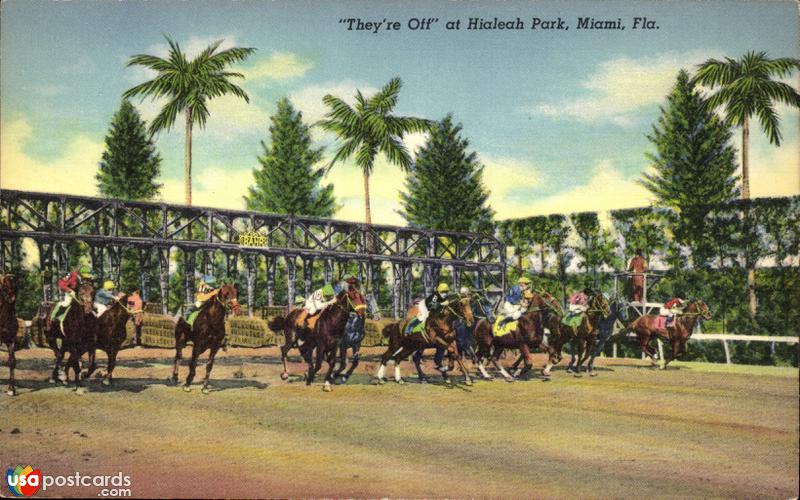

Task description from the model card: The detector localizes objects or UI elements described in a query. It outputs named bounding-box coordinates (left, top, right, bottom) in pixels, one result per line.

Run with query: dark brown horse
left=474, top=292, right=548, bottom=382
left=0, top=274, right=19, bottom=396
left=631, top=299, right=711, bottom=368
left=541, top=291, right=609, bottom=377
left=304, top=289, right=366, bottom=391
left=172, top=283, right=241, bottom=393
left=377, top=293, right=474, bottom=386
left=45, top=281, right=96, bottom=392
left=84, top=291, right=145, bottom=385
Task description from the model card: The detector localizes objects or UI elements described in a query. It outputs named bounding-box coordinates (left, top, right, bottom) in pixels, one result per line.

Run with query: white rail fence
left=613, top=333, right=798, bottom=365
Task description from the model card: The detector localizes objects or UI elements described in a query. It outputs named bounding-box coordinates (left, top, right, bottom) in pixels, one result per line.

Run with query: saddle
left=561, top=312, right=584, bottom=329
left=293, top=308, right=322, bottom=332
left=492, top=316, right=517, bottom=337
left=653, top=316, right=676, bottom=332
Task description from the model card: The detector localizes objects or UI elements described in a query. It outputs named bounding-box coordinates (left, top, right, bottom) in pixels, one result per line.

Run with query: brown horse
left=377, top=293, right=474, bottom=386
left=304, top=289, right=366, bottom=391
left=271, top=308, right=309, bottom=382
left=541, top=291, right=609, bottom=377
left=474, top=292, right=548, bottom=382
left=631, top=299, right=711, bottom=368
left=45, top=281, right=96, bottom=392
left=84, top=291, right=145, bottom=385
left=0, top=274, right=19, bottom=396
left=171, top=283, right=241, bottom=393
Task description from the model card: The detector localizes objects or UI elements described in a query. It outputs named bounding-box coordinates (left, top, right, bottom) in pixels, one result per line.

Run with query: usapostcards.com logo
left=6, top=466, right=41, bottom=497
left=6, top=466, right=132, bottom=497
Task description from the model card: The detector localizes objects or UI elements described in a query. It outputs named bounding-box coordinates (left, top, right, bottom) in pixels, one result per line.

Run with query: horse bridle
left=112, top=295, right=144, bottom=316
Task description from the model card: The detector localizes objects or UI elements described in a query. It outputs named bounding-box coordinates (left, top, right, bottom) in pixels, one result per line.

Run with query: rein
left=112, top=296, right=143, bottom=315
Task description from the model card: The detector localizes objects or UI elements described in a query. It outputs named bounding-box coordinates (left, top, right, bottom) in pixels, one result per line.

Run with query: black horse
left=566, top=295, right=630, bottom=376
left=333, top=293, right=379, bottom=384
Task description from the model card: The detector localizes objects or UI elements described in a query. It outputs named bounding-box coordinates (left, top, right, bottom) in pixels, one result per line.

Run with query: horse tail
left=268, top=315, right=286, bottom=332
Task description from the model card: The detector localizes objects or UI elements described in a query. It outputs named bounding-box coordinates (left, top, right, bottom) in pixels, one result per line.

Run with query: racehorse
left=566, top=295, right=630, bottom=377
left=83, top=291, right=144, bottom=385
left=0, top=274, right=19, bottom=396
left=408, top=294, right=476, bottom=385
left=630, top=299, right=711, bottom=368
left=301, top=289, right=366, bottom=391
left=333, top=293, right=379, bottom=384
left=541, top=291, right=609, bottom=377
left=474, top=292, right=548, bottom=382
left=45, top=281, right=96, bottom=392
left=377, top=293, right=474, bottom=386
left=171, top=283, right=241, bottom=393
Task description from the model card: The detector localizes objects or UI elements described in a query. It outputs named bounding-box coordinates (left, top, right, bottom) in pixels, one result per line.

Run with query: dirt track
left=1, top=346, right=798, bottom=498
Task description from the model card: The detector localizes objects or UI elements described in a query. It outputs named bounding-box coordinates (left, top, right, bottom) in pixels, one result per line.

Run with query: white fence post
left=722, top=340, right=732, bottom=364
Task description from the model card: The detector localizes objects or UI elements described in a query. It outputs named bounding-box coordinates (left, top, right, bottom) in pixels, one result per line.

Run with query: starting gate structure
left=0, top=189, right=507, bottom=318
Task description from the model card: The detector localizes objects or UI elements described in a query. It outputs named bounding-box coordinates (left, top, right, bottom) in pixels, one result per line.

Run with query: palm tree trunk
left=363, top=171, right=372, bottom=225
left=741, top=117, right=750, bottom=200
left=741, top=117, right=758, bottom=316
left=184, top=108, right=193, bottom=206
left=363, top=170, right=373, bottom=253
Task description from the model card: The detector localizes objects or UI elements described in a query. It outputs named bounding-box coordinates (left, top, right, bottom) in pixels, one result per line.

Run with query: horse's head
left=441, top=292, right=472, bottom=326
left=0, top=274, right=17, bottom=305
left=590, top=292, right=610, bottom=318
left=613, top=295, right=630, bottom=322
left=343, top=289, right=367, bottom=318
left=77, top=281, right=94, bottom=314
left=533, top=289, right=563, bottom=315
left=218, top=283, right=241, bottom=315
left=686, top=299, right=711, bottom=320
left=458, top=292, right=474, bottom=326
left=127, top=291, right=146, bottom=326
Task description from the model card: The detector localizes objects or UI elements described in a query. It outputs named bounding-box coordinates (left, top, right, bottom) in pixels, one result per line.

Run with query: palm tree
left=693, top=52, right=800, bottom=200
left=693, top=51, right=800, bottom=316
left=123, top=36, right=256, bottom=206
left=318, top=77, right=432, bottom=227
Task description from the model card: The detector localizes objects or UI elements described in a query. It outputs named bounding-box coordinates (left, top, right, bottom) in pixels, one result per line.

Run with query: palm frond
left=368, top=77, right=401, bottom=115
left=385, top=116, right=434, bottom=135
left=355, top=142, right=378, bottom=175
left=754, top=94, right=783, bottom=145
left=379, top=135, right=413, bottom=171
left=205, top=46, right=258, bottom=70
left=148, top=96, right=186, bottom=134
left=326, top=137, right=362, bottom=171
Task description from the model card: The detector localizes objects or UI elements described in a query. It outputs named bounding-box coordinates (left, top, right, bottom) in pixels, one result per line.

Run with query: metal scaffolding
left=1, top=189, right=506, bottom=318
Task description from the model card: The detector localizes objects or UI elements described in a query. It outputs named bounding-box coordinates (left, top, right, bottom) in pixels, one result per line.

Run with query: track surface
left=1, top=346, right=798, bottom=498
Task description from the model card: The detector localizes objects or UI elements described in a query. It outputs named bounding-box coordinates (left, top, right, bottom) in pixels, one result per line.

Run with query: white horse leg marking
left=377, top=364, right=386, bottom=379
left=498, top=365, right=512, bottom=380
left=394, top=365, right=402, bottom=381
left=478, top=362, right=491, bottom=379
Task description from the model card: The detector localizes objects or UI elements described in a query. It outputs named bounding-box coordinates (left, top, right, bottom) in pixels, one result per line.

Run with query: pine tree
left=640, top=70, right=739, bottom=266
left=399, top=115, right=494, bottom=233
left=244, top=98, right=337, bottom=217
left=96, top=99, right=162, bottom=200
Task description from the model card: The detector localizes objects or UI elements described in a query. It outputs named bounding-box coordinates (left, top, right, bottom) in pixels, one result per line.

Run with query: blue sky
left=1, top=0, right=798, bottom=225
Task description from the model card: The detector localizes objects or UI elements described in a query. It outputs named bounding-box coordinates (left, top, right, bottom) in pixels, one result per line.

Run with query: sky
left=1, top=0, right=798, bottom=226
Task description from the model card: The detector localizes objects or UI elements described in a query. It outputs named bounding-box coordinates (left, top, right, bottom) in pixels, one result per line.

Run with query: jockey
left=406, top=282, right=450, bottom=334
left=499, top=276, right=532, bottom=326
left=568, top=288, right=592, bottom=315
left=93, top=280, right=117, bottom=317
left=305, top=282, right=341, bottom=317
left=662, top=297, right=684, bottom=327
left=51, top=265, right=94, bottom=320
left=179, top=275, right=219, bottom=321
